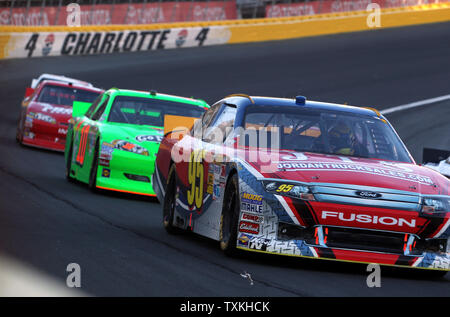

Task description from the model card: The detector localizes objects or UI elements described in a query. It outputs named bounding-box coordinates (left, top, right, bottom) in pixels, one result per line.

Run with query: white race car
left=423, top=148, right=450, bottom=178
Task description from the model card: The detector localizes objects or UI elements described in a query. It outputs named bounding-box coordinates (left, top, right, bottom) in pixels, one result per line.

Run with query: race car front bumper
left=237, top=224, right=450, bottom=271
left=22, top=121, right=67, bottom=152
left=95, top=149, right=157, bottom=196
left=236, top=178, right=450, bottom=271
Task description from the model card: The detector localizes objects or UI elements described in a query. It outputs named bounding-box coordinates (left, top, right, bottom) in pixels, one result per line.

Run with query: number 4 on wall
left=195, top=28, right=210, bottom=46
left=25, top=33, right=39, bottom=58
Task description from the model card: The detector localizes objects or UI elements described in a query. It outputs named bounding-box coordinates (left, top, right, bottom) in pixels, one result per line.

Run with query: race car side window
left=203, top=104, right=237, bottom=144
left=199, top=102, right=222, bottom=138
left=91, top=96, right=110, bottom=121
left=85, top=94, right=105, bottom=118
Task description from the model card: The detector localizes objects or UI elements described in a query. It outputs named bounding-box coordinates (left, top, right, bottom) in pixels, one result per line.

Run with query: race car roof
left=223, top=95, right=380, bottom=117
left=38, top=79, right=103, bottom=93
left=105, top=88, right=209, bottom=108
left=32, top=73, right=93, bottom=89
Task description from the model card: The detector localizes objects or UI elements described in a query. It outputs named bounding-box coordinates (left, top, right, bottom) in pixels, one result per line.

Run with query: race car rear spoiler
left=422, top=148, right=450, bottom=164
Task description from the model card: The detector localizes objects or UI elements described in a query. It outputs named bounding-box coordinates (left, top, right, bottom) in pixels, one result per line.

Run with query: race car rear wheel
left=163, top=164, right=182, bottom=234
left=88, top=140, right=99, bottom=192
left=219, top=173, right=240, bottom=256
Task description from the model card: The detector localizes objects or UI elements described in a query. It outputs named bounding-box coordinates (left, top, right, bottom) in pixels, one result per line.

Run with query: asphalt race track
left=0, top=22, right=449, bottom=296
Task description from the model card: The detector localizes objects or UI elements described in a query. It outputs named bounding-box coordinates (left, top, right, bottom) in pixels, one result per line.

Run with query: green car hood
left=101, top=122, right=164, bottom=153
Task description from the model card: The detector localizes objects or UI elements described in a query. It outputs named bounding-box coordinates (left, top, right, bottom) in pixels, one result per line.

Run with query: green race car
left=64, top=88, right=209, bottom=196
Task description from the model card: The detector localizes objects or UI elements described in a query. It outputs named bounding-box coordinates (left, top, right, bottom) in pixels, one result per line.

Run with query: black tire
left=88, top=140, right=99, bottom=192
left=16, top=110, right=24, bottom=144
left=65, top=140, right=74, bottom=182
left=162, top=164, right=183, bottom=234
left=219, top=173, right=240, bottom=256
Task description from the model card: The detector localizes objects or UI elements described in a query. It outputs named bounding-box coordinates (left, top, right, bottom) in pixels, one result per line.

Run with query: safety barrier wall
left=0, top=3, right=449, bottom=59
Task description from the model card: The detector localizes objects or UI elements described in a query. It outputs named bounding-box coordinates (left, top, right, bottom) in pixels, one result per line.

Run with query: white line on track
left=380, top=94, right=450, bottom=115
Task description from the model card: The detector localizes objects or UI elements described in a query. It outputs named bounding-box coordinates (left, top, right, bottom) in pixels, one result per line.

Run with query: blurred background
left=0, top=0, right=446, bottom=26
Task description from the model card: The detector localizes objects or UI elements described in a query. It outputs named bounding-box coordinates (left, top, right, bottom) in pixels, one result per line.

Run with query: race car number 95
left=276, top=184, right=293, bottom=192
left=187, top=150, right=204, bottom=209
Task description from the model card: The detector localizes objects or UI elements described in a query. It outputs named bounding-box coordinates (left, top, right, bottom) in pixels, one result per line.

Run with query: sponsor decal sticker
left=241, top=212, right=264, bottom=223
left=277, top=161, right=433, bottom=185
left=213, top=184, right=221, bottom=200
left=99, top=142, right=114, bottom=166
left=241, top=202, right=263, bottom=214
left=135, top=134, right=163, bottom=142
left=249, top=237, right=272, bottom=251
left=101, top=168, right=110, bottom=178
left=242, top=192, right=263, bottom=204
left=25, top=112, right=34, bottom=127
left=207, top=172, right=214, bottom=195
left=239, top=221, right=260, bottom=234
left=321, top=210, right=417, bottom=228
left=241, top=192, right=263, bottom=213
left=58, top=128, right=68, bottom=135
left=40, top=104, right=72, bottom=115
left=241, top=202, right=263, bottom=213
left=34, top=112, right=56, bottom=124
left=237, top=233, right=253, bottom=247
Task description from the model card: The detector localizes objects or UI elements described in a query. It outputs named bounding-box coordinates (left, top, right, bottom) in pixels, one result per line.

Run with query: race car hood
left=27, top=101, right=72, bottom=124
left=101, top=123, right=164, bottom=152
left=248, top=150, right=450, bottom=196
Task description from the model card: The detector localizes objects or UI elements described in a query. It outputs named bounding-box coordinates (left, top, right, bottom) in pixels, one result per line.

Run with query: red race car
left=16, top=79, right=103, bottom=152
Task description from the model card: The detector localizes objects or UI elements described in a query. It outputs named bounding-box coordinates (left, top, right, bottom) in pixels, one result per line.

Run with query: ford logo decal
left=355, top=191, right=382, bottom=199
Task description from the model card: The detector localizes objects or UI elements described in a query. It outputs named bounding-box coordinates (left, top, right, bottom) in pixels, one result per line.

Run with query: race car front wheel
left=219, top=173, right=240, bottom=256
left=163, top=164, right=182, bottom=234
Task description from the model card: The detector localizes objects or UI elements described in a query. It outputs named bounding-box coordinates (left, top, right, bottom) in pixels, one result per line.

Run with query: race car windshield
left=108, top=96, right=205, bottom=126
left=37, top=84, right=100, bottom=106
left=243, top=107, right=412, bottom=163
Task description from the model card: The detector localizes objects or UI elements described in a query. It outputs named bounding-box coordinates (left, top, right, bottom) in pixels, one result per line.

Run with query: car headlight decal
left=262, top=180, right=315, bottom=201
left=421, top=196, right=450, bottom=214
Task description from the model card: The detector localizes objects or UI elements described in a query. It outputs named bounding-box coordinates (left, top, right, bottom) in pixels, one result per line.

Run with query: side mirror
left=24, top=87, right=34, bottom=98
left=72, top=100, right=92, bottom=118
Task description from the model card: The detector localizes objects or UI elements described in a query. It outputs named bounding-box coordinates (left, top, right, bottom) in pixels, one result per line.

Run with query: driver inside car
left=328, top=120, right=360, bottom=156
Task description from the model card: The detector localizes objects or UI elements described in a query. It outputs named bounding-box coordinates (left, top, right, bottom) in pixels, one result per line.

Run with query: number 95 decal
left=187, top=150, right=204, bottom=209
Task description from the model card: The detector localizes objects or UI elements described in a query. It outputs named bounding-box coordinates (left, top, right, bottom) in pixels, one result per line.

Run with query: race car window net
left=203, top=105, right=237, bottom=144
left=37, top=84, right=100, bottom=107
left=242, top=106, right=412, bottom=163
left=108, top=96, right=205, bottom=127
left=91, top=96, right=110, bottom=121
left=85, top=94, right=106, bottom=119
left=200, top=101, right=223, bottom=133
